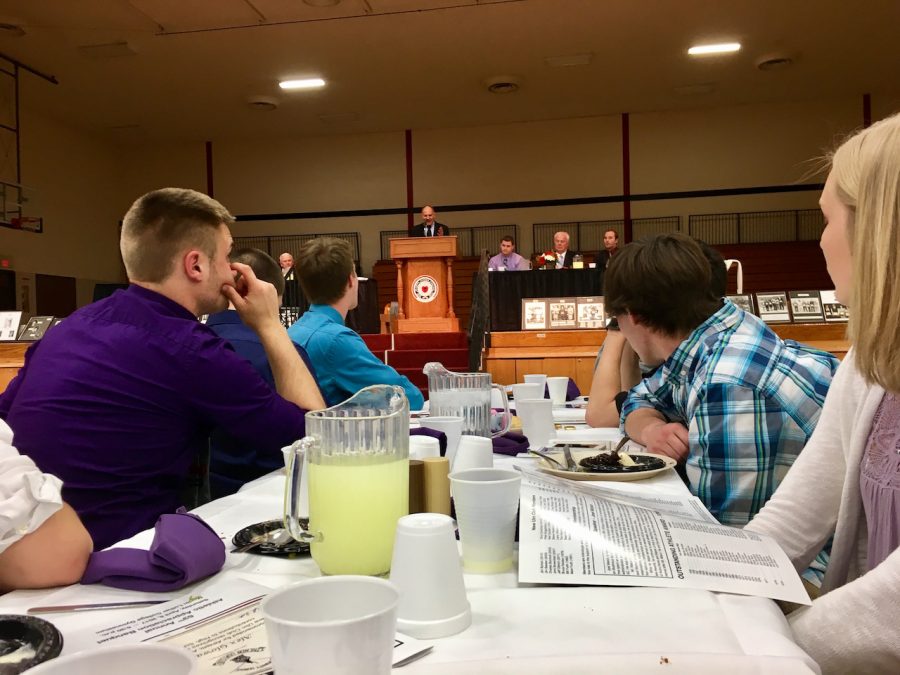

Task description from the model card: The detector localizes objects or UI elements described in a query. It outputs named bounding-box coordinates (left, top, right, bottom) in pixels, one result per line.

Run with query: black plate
left=578, top=452, right=668, bottom=473
left=232, top=519, right=310, bottom=557
left=0, top=615, right=63, bottom=674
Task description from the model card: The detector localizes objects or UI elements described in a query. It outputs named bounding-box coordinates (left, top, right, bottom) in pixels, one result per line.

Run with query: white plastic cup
left=523, top=374, right=547, bottom=394
left=261, top=576, right=399, bottom=675
left=516, top=398, right=555, bottom=449
left=389, top=513, right=472, bottom=638
left=451, top=435, right=494, bottom=474
left=512, top=383, right=543, bottom=409
left=409, top=434, right=440, bottom=460
left=547, top=376, right=569, bottom=406
left=26, top=644, right=197, bottom=675
left=418, top=416, right=463, bottom=468
left=449, top=468, right=522, bottom=573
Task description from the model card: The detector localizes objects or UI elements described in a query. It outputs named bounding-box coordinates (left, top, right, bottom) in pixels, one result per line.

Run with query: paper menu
left=517, top=468, right=810, bottom=605
left=67, top=578, right=431, bottom=673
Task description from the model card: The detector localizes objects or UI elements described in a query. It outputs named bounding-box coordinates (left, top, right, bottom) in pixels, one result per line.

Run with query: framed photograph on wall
left=819, top=290, right=849, bottom=323
left=547, top=298, right=577, bottom=329
left=727, top=294, right=755, bottom=315
left=18, top=316, right=54, bottom=341
left=0, top=311, right=22, bottom=341
left=788, top=291, right=825, bottom=323
left=576, top=296, right=605, bottom=328
left=522, top=298, right=548, bottom=330
left=754, top=292, right=791, bottom=323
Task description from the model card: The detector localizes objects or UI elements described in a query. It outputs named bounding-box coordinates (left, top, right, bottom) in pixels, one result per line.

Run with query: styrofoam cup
left=523, top=374, right=547, bottom=394
left=512, top=383, right=543, bottom=409
left=409, top=434, right=440, bottom=460
left=261, top=576, right=398, bottom=675
left=516, top=398, right=555, bottom=449
left=547, top=376, right=569, bottom=405
left=451, top=435, right=494, bottom=474
left=389, top=513, right=471, bottom=638
left=419, top=416, right=463, bottom=468
left=448, top=468, right=522, bottom=573
left=26, top=644, right=197, bottom=675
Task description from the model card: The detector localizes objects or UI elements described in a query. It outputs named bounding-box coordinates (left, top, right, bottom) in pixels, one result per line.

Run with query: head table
left=0, top=448, right=818, bottom=674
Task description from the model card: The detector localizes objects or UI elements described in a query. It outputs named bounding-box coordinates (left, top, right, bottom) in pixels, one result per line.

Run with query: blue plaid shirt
left=621, top=301, right=839, bottom=525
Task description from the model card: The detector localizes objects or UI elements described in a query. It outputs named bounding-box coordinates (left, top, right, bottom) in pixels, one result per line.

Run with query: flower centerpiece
left=536, top=251, right=556, bottom=270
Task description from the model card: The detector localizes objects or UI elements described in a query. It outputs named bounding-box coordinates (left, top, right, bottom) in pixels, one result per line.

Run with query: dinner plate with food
left=534, top=441, right=676, bottom=482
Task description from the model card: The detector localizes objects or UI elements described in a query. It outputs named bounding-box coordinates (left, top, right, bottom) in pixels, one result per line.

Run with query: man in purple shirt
left=0, top=188, right=324, bottom=550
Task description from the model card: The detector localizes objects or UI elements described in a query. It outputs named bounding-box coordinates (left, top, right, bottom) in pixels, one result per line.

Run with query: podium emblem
left=411, top=275, right=439, bottom=303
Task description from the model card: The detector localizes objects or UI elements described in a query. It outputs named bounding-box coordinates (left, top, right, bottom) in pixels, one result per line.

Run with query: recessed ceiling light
left=688, top=42, right=741, bottom=56
left=279, top=78, right=326, bottom=90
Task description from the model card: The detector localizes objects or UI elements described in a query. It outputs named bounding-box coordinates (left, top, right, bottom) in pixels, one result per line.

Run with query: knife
left=28, top=600, right=168, bottom=614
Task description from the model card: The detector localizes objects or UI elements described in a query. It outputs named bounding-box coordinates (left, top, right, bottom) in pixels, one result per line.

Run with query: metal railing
left=233, top=232, right=361, bottom=265
left=533, top=217, right=681, bottom=252
left=687, top=209, right=823, bottom=244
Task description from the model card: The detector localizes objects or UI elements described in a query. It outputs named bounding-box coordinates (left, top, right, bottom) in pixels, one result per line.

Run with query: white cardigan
left=746, top=350, right=900, bottom=674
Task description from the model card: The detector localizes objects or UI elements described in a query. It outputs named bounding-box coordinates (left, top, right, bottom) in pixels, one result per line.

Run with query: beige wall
left=7, top=92, right=897, bottom=303
left=8, top=108, right=124, bottom=284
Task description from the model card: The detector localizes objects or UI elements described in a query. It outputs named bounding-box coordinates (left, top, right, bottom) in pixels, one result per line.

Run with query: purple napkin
left=493, top=431, right=529, bottom=456
left=81, top=509, right=225, bottom=592
left=410, top=426, right=447, bottom=457
left=544, top=378, right=581, bottom=401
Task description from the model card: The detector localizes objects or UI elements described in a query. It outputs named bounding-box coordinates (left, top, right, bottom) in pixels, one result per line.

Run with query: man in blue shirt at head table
left=206, top=247, right=324, bottom=498
left=609, top=232, right=840, bottom=526
left=288, top=237, right=425, bottom=410
left=0, top=188, right=325, bottom=550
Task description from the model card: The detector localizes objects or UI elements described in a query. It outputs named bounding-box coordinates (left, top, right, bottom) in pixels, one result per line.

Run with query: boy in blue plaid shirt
left=609, top=233, right=839, bottom=525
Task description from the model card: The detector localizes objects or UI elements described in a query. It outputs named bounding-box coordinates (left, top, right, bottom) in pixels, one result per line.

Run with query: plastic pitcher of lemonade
left=283, top=385, right=409, bottom=576
left=423, top=362, right=510, bottom=438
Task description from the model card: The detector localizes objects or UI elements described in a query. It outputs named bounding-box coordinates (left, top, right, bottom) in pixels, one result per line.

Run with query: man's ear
left=183, top=250, right=204, bottom=282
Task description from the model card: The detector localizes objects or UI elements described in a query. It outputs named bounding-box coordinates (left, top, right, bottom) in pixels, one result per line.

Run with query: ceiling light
left=303, top=0, right=341, bottom=6
left=756, top=54, right=794, bottom=71
left=279, top=78, right=326, bottom=90
left=484, top=76, right=521, bottom=94
left=247, top=96, right=279, bottom=111
left=688, top=42, right=741, bottom=56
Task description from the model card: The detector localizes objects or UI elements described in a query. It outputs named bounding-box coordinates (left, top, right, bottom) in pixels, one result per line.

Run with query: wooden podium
left=390, top=236, right=460, bottom=333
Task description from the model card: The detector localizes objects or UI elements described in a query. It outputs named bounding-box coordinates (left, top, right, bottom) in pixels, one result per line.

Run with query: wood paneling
left=374, top=257, right=481, bottom=332
left=715, top=241, right=831, bottom=294
left=485, top=324, right=849, bottom=392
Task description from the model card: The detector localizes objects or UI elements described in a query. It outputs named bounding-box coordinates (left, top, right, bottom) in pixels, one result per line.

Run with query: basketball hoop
left=10, top=216, right=43, bottom=233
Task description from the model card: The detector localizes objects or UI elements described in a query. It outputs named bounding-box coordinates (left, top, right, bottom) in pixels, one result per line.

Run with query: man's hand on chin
left=223, top=262, right=280, bottom=334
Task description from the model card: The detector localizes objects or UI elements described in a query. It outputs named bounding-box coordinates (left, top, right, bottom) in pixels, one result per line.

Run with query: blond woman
left=746, top=112, right=900, bottom=674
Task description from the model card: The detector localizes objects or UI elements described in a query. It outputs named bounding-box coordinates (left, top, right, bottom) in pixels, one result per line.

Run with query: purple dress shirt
left=0, top=285, right=307, bottom=550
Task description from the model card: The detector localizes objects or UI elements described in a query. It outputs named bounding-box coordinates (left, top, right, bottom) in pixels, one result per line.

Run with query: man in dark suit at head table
left=551, top=231, right=581, bottom=268
left=410, top=205, right=451, bottom=237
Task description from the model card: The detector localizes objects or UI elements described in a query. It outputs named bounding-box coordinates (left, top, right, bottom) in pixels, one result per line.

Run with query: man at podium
left=410, top=205, right=450, bottom=237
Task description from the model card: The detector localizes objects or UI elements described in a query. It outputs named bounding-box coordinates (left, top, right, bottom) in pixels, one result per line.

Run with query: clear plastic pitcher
left=283, top=385, right=409, bottom=576
left=423, top=362, right=510, bottom=438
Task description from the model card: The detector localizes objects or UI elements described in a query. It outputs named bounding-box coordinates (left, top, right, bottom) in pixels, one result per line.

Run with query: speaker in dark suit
left=411, top=221, right=450, bottom=237
left=409, top=205, right=450, bottom=237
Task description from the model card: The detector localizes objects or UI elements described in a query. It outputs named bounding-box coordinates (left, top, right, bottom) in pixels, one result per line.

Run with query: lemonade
left=308, top=457, right=409, bottom=576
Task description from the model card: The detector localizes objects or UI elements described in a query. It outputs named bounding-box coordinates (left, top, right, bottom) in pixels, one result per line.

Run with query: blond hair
left=830, top=112, right=900, bottom=390
left=120, top=188, right=234, bottom=283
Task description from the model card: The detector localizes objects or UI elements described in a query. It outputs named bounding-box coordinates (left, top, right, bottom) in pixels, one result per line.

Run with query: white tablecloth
left=0, top=456, right=819, bottom=674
